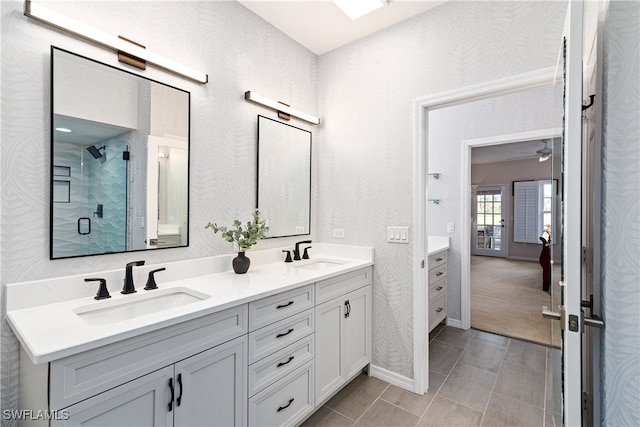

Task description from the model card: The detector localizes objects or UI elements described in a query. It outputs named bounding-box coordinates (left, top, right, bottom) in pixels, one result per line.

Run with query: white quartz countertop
left=428, top=235, right=450, bottom=255
left=7, top=244, right=373, bottom=364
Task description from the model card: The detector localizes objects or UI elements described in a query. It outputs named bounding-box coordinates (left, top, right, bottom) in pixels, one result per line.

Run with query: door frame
left=471, top=184, right=508, bottom=258
left=412, top=67, right=558, bottom=395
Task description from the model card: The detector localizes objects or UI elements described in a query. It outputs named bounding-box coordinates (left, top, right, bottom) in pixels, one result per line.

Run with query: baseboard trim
left=506, top=256, right=538, bottom=262
left=446, top=318, right=463, bottom=329
left=369, top=365, right=414, bottom=392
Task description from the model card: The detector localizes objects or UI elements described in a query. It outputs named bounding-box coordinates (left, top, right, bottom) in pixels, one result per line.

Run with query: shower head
left=86, top=145, right=105, bottom=159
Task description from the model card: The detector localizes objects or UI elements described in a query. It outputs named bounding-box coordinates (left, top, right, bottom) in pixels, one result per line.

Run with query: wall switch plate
left=333, top=228, right=345, bottom=238
left=295, top=226, right=305, bottom=234
left=447, top=222, right=455, bottom=233
left=387, top=226, right=409, bottom=243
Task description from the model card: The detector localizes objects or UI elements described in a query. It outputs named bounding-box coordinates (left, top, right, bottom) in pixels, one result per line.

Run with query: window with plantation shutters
left=513, top=180, right=556, bottom=244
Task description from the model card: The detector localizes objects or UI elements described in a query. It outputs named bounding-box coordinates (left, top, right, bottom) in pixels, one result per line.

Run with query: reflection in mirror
left=51, top=47, right=190, bottom=259
left=257, top=116, right=311, bottom=238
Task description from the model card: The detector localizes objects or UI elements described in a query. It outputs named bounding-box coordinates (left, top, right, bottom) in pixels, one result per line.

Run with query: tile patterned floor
left=302, top=325, right=561, bottom=427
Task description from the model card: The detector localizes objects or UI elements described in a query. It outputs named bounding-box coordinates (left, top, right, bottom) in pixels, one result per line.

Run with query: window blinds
left=513, top=181, right=540, bottom=243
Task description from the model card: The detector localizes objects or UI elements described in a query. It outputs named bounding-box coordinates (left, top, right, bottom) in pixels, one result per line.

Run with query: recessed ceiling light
left=333, top=0, right=387, bottom=21
left=55, top=127, right=72, bottom=133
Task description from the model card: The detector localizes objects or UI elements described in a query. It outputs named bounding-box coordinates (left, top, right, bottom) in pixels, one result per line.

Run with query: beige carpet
left=471, top=256, right=561, bottom=347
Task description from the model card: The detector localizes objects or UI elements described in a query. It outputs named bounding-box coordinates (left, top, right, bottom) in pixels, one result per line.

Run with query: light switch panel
left=387, top=226, right=409, bottom=243
left=447, top=222, right=455, bottom=233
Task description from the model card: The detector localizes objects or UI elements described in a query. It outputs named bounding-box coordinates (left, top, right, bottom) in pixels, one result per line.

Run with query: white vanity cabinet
left=314, top=268, right=372, bottom=406
left=428, top=250, right=448, bottom=331
left=23, top=305, right=248, bottom=427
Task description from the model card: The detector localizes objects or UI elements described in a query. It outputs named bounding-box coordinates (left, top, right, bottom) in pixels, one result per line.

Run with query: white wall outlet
left=447, top=222, right=455, bottom=233
left=387, top=226, right=409, bottom=243
left=333, top=228, right=345, bottom=238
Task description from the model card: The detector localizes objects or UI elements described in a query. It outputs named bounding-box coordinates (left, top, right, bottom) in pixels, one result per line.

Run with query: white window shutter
left=514, top=181, right=540, bottom=243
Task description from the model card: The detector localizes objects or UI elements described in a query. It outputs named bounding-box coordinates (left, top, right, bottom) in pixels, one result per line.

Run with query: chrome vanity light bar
left=244, top=91, right=320, bottom=125
left=24, top=1, right=208, bottom=84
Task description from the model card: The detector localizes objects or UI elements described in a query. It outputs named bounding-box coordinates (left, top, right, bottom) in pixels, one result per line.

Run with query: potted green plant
left=205, top=210, right=269, bottom=274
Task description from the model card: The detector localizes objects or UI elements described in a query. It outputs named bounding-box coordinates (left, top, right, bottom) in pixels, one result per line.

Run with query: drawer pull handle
left=168, top=378, right=175, bottom=411
left=277, top=356, right=295, bottom=368
left=276, top=301, right=294, bottom=309
left=276, top=328, right=294, bottom=338
left=277, top=398, right=295, bottom=412
left=436, top=272, right=444, bottom=276
left=436, top=286, right=443, bottom=291
left=436, top=257, right=444, bottom=261
left=436, top=307, right=444, bottom=313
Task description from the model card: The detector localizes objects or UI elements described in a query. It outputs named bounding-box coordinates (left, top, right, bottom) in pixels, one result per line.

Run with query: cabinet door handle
left=276, top=328, right=294, bottom=338
left=277, top=398, right=295, bottom=412
left=436, top=286, right=443, bottom=291
left=344, top=300, right=351, bottom=318
left=277, top=356, right=295, bottom=368
left=436, top=307, right=444, bottom=313
left=436, top=257, right=444, bottom=261
left=168, top=378, right=175, bottom=411
left=436, top=272, right=444, bottom=276
left=276, top=301, right=294, bottom=309
left=177, top=373, right=183, bottom=406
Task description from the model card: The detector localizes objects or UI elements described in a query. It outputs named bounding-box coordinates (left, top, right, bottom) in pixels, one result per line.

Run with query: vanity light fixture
left=23, top=1, right=208, bottom=84
left=333, top=0, right=389, bottom=21
left=244, top=91, right=320, bottom=125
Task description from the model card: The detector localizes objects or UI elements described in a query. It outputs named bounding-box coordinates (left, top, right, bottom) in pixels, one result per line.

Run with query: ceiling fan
left=536, top=139, right=552, bottom=162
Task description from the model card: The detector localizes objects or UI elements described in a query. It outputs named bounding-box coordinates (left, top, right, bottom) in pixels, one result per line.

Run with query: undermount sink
left=294, top=259, right=346, bottom=271
left=74, top=287, right=210, bottom=326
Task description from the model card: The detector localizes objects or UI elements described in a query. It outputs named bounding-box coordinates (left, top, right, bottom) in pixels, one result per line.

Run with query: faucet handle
left=282, top=250, right=293, bottom=263
left=85, top=278, right=110, bottom=300
left=144, top=268, right=166, bottom=290
left=302, top=246, right=312, bottom=259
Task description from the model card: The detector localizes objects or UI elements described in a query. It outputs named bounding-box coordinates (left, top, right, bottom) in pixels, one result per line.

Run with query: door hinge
left=421, top=260, right=425, bottom=269
left=583, top=391, right=593, bottom=426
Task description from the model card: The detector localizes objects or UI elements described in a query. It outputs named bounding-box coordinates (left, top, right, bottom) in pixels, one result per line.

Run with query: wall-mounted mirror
left=256, top=115, right=311, bottom=238
left=51, top=47, right=190, bottom=259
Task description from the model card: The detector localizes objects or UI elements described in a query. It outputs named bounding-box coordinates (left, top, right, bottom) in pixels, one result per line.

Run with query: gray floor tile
left=325, top=374, right=389, bottom=421
left=481, top=392, right=544, bottom=426
left=429, top=340, right=463, bottom=375
left=493, top=360, right=546, bottom=408
left=545, top=350, right=562, bottom=416
left=437, top=362, right=497, bottom=412
left=301, top=405, right=355, bottom=426
left=545, top=411, right=562, bottom=427
left=380, top=383, right=436, bottom=417
left=459, top=338, right=506, bottom=373
left=354, top=399, right=419, bottom=427
left=503, top=339, right=547, bottom=372
left=434, top=327, right=476, bottom=350
left=474, top=330, right=509, bottom=347
left=417, top=396, right=482, bottom=427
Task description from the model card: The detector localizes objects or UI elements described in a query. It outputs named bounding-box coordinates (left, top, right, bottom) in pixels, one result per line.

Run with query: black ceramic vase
left=233, top=251, right=250, bottom=274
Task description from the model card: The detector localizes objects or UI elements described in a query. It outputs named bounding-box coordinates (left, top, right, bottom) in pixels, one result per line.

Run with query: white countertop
left=7, top=244, right=373, bottom=365
left=428, top=235, right=450, bottom=255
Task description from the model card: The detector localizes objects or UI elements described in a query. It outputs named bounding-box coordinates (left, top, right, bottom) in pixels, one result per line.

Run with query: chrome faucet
left=293, top=240, right=312, bottom=261
left=122, top=260, right=145, bottom=294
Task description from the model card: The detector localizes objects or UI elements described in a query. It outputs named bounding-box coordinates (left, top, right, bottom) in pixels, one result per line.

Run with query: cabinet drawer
left=429, top=294, right=447, bottom=331
left=429, top=277, right=447, bottom=302
left=50, top=305, right=247, bottom=410
left=249, top=285, right=314, bottom=331
left=316, top=267, right=371, bottom=305
left=248, top=335, right=314, bottom=397
left=248, top=309, right=314, bottom=364
left=428, top=263, right=447, bottom=283
left=428, top=251, right=447, bottom=270
left=248, top=362, right=314, bottom=427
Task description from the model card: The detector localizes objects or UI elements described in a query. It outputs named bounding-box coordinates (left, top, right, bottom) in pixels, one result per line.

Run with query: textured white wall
left=601, top=0, right=640, bottom=424
left=1, top=0, right=317, bottom=417
left=317, top=1, right=566, bottom=378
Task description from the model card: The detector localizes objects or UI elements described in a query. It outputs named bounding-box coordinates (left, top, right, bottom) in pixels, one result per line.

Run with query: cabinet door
left=344, top=285, right=372, bottom=380
left=174, top=336, right=247, bottom=427
left=314, top=298, right=345, bottom=405
left=53, top=366, right=173, bottom=427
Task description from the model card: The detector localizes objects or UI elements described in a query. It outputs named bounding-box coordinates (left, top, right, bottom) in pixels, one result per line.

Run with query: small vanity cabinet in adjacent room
left=428, top=250, right=448, bottom=331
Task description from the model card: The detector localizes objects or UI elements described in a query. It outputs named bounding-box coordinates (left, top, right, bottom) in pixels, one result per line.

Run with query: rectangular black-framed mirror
left=51, top=46, right=190, bottom=259
left=256, top=115, right=311, bottom=238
